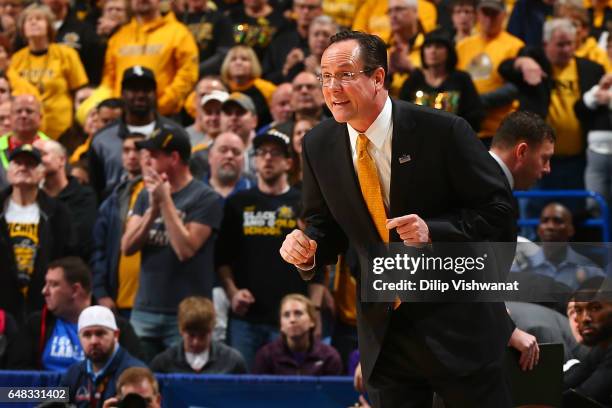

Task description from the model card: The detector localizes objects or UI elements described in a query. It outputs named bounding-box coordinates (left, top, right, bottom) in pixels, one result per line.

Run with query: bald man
left=35, top=139, right=97, bottom=259
left=0, top=95, right=49, bottom=190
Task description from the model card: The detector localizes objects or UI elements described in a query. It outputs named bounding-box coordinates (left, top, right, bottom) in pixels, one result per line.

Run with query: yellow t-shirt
left=457, top=31, right=524, bottom=138
left=116, top=181, right=144, bottom=309
left=576, top=37, right=612, bottom=73
left=323, top=0, right=368, bottom=28
left=8, top=44, right=88, bottom=140
left=547, top=59, right=583, bottom=156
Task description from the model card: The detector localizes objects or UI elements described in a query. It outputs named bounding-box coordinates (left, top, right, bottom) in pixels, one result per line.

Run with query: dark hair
left=491, top=111, right=556, bottom=150
left=449, top=0, right=477, bottom=12
left=571, top=276, right=606, bottom=302
left=420, top=29, right=457, bottom=72
left=47, top=257, right=92, bottom=294
left=98, top=98, right=125, bottom=111
left=328, top=31, right=388, bottom=87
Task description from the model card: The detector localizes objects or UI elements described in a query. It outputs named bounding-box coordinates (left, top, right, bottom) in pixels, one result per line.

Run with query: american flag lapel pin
left=399, top=154, right=411, bottom=164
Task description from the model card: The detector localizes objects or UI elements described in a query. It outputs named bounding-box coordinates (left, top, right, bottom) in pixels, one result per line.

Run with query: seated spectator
left=7, top=4, right=88, bottom=140
left=70, top=98, right=125, bottom=166
left=0, top=308, right=17, bottom=369
left=96, top=0, right=128, bottom=46
left=35, top=139, right=98, bottom=260
left=449, top=0, right=477, bottom=44
left=226, top=0, right=289, bottom=61
left=262, top=0, right=322, bottom=84
left=0, top=0, right=22, bottom=45
left=511, top=203, right=605, bottom=289
left=0, top=74, right=10, bottom=104
left=563, top=278, right=612, bottom=406
left=274, top=72, right=326, bottom=137
left=102, top=367, right=161, bottom=408
left=289, top=116, right=318, bottom=186
left=253, top=294, right=342, bottom=375
left=221, top=46, right=276, bottom=127
left=178, top=0, right=234, bottom=76
left=556, top=1, right=612, bottom=72
left=203, top=132, right=253, bottom=198
left=92, top=134, right=145, bottom=318
left=40, top=0, right=104, bottom=85
left=122, top=125, right=223, bottom=362
left=506, top=0, right=554, bottom=48
left=0, top=95, right=49, bottom=190
left=0, top=98, right=11, bottom=142
left=61, top=306, right=147, bottom=407
left=220, top=92, right=258, bottom=174
left=587, top=0, right=612, bottom=41
left=188, top=84, right=228, bottom=148
left=150, top=296, right=246, bottom=374
left=263, top=83, right=293, bottom=133
left=184, top=76, right=227, bottom=126
left=189, top=90, right=230, bottom=178
left=0, top=145, right=76, bottom=322
left=399, top=29, right=484, bottom=132
left=8, top=257, right=141, bottom=371
left=280, top=15, right=338, bottom=83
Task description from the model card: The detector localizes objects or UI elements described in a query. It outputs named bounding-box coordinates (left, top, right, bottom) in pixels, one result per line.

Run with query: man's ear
left=514, top=142, right=529, bottom=162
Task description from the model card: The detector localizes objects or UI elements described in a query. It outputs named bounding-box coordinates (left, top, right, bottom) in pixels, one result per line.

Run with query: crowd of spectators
left=0, top=0, right=610, bottom=406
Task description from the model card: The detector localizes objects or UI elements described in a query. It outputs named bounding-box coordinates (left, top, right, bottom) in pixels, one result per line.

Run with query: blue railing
left=514, top=190, right=610, bottom=241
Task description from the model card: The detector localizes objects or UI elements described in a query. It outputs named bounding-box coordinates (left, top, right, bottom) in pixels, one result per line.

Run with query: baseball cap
left=122, top=66, right=157, bottom=90
left=222, top=92, right=256, bottom=115
left=135, top=124, right=192, bottom=161
left=253, top=128, right=291, bottom=156
left=8, top=144, right=42, bottom=164
left=478, top=0, right=504, bottom=12
left=201, top=90, right=230, bottom=107
left=78, top=305, right=118, bottom=332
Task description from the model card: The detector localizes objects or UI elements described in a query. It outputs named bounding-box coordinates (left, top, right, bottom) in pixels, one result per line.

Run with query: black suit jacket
left=301, top=99, right=517, bottom=382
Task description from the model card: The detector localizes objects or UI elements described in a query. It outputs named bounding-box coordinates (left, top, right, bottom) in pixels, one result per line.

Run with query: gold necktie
left=356, top=134, right=389, bottom=242
left=356, top=134, right=401, bottom=309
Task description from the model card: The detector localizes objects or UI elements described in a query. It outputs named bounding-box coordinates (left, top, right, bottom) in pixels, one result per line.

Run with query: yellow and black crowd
left=0, top=0, right=611, bottom=406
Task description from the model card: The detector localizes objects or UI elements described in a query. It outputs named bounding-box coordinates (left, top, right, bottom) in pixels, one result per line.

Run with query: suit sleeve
left=302, top=134, right=349, bottom=266
left=425, top=116, right=516, bottom=244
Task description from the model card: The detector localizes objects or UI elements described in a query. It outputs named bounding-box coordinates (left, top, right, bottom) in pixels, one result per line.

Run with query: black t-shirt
left=216, top=187, right=315, bottom=325
left=181, top=10, right=234, bottom=64
left=227, top=7, right=290, bottom=61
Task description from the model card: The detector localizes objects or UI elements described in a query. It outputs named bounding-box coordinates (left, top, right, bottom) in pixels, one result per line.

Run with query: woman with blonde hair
left=8, top=4, right=88, bottom=140
left=221, top=45, right=276, bottom=127
left=252, top=293, right=343, bottom=375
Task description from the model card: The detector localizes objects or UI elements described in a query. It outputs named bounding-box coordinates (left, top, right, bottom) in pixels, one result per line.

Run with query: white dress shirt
left=347, top=97, right=393, bottom=210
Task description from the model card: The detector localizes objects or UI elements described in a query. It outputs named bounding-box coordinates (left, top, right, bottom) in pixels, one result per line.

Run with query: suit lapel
left=328, top=124, right=382, bottom=242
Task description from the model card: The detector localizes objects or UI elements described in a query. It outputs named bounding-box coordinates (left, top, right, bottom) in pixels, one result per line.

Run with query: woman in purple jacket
left=253, top=293, right=342, bottom=376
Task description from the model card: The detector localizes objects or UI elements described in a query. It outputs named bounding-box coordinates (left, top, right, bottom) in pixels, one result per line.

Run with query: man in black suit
left=280, top=31, right=518, bottom=407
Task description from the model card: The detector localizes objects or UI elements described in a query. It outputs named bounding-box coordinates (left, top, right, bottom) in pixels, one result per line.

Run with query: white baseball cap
left=78, top=305, right=118, bottom=332
left=201, top=90, right=229, bottom=107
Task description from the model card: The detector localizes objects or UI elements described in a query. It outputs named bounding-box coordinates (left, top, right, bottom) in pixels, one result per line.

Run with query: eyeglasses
left=255, top=148, right=286, bottom=158
left=317, top=69, right=375, bottom=87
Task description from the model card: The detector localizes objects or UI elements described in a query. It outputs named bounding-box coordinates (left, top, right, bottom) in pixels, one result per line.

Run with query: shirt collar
left=347, top=97, right=392, bottom=150
left=489, top=151, right=514, bottom=189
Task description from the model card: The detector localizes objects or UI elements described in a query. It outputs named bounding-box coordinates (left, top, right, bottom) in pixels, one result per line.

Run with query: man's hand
left=231, top=289, right=255, bottom=316
left=386, top=215, right=430, bottom=246
left=595, top=88, right=612, bottom=105
left=514, top=57, right=545, bottom=86
left=97, top=297, right=117, bottom=312
left=388, top=41, right=413, bottom=74
left=508, top=328, right=539, bottom=371
left=599, top=73, right=612, bottom=90
left=280, top=229, right=317, bottom=268
left=353, top=362, right=365, bottom=393
left=283, top=48, right=305, bottom=76
left=143, top=167, right=171, bottom=205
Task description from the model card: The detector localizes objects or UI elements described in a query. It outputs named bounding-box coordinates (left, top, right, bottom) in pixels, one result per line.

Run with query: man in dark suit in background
left=280, top=31, right=518, bottom=407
